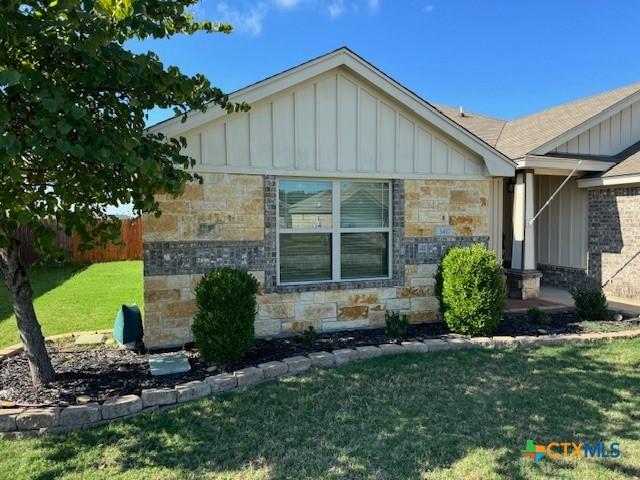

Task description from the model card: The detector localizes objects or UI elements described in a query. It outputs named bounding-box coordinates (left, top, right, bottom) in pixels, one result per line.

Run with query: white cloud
left=274, top=0, right=301, bottom=8
left=423, top=4, right=434, bottom=14
left=328, top=0, right=345, bottom=18
left=216, top=2, right=268, bottom=36
left=213, top=0, right=382, bottom=35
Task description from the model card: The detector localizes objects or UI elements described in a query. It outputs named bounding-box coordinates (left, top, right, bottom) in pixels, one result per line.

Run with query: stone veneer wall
left=587, top=186, right=640, bottom=299
left=143, top=173, right=490, bottom=348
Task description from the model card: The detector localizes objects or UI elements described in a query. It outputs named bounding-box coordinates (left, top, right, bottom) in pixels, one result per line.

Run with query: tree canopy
left=0, top=0, right=247, bottom=386
left=0, top=0, right=247, bottom=253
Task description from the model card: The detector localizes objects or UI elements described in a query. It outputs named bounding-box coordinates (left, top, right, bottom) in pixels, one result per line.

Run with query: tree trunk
left=0, top=238, right=55, bottom=386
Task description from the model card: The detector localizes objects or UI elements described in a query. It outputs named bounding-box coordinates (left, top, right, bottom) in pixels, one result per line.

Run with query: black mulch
left=1, top=310, right=639, bottom=407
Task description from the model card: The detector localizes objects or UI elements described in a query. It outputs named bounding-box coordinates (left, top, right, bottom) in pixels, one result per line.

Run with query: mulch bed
left=1, top=310, right=639, bottom=407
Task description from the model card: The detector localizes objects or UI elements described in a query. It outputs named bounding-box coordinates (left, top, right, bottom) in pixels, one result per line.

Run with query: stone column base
left=505, top=269, right=542, bottom=300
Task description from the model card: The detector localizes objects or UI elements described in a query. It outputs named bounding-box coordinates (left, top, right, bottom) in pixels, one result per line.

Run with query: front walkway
left=506, top=286, right=640, bottom=315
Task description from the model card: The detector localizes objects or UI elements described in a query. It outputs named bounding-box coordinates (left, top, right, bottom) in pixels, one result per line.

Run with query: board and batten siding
left=181, top=68, right=487, bottom=179
left=552, top=100, right=640, bottom=156
left=535, top=176, right=588, bottom=269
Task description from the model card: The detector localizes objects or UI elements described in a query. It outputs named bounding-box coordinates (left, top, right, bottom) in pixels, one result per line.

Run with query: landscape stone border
left=2, top=328, right=640, bottom=438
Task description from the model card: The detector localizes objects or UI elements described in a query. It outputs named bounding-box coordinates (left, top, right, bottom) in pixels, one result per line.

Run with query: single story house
left=143, top=47, right=640, bottom=349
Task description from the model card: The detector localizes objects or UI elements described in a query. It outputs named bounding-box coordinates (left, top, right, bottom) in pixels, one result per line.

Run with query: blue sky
left=128, top=0, right=640, bottom=126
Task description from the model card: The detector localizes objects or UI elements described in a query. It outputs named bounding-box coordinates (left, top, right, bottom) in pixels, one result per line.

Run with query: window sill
left=265, top=277, right=402, bottom=294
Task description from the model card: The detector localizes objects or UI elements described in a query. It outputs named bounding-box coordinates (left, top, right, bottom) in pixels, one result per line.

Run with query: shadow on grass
left=0, top=264, right=86, bottom=324
left=24, top=340, right=640, bottom=479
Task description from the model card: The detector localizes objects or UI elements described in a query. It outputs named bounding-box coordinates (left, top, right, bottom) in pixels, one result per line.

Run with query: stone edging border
left=2, top=329, right=640, bottom=438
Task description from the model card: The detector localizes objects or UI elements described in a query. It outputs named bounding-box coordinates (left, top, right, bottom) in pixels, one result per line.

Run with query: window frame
left=276, top=177, right=392, bottom=286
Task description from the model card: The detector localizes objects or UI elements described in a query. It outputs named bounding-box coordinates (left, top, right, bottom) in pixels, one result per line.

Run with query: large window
left=278, top=179, right=391, bottom=284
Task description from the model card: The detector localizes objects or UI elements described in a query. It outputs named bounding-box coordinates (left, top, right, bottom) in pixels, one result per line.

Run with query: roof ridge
left=433, top=103, right=507, bottom=123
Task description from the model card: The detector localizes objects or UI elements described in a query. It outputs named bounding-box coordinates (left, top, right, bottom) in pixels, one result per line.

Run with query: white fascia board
left=149, top=48, right=515, bottom=177
left=578, top=174, right=640, bottom=188
left=147, top=50, right=346, bottom=137
left=517, top=155, right=615, bottom=172
left=530, top=90, right=640, bottom=155
left=337, top=54, right=515, bottom=176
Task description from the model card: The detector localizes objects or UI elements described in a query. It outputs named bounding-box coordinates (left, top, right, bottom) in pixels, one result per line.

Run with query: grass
left=1, top=339, right=640, bottom=479
left=0, top=261, right=143, bottom=347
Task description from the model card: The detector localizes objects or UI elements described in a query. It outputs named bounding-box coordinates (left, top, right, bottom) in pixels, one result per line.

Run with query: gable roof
left=497, top=83, right=640, bottom=159
left=150, top=47, right=515, bottom=176
left=439, top=83, right=640, bottom=161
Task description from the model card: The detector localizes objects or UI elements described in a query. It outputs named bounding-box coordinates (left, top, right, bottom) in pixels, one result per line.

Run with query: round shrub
left=436, top=243, right=506, bottom=336
left=570, top=287, right=608, bottom=321
left=192, top=268, right=259, bottom=363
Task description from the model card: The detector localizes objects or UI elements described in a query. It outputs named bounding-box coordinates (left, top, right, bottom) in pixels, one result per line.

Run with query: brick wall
left=588, top=186, right=640, bottom=299
left=143, top=174, right=491, bottom=349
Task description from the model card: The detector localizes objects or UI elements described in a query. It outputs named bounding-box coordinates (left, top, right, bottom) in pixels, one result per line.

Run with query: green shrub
left=570, top=287, right=608, bottom=321
left=385, top=310, right=409, bottom=340
left=436, top=243, right=506, bottom=336
left=298, top=326, right=318, bottom=348
left=192, top=268, right=259, bottom=363
left=527, top=307, right=550, bottom=325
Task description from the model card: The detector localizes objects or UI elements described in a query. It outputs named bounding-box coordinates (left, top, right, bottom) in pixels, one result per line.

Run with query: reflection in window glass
left=278, top=180, right=332, bottom=229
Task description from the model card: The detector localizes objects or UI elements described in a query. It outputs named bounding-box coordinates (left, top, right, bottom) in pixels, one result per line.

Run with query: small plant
left=527, top=307, right=550, bottom=325
left=570, top=287, right=608, bottom=321
left=192, top=268, right=259, bottom=363
left=298, top=326, right=318, bottom=348
left=436, top=244, right=506, bottom=336
left=385, top=310, right=409, bottom=340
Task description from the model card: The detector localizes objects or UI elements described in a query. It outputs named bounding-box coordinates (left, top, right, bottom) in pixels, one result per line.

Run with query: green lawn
left=0, top=261, right=143, bottom=347
left=1, top=339, right=639, bottom=479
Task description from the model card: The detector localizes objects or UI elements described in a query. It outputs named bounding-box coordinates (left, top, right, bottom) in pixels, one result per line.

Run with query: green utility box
left=113, top=304, right=143, bottom=345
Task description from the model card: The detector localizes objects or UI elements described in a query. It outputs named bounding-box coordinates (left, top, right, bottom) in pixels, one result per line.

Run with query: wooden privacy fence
left=15, top=218, right=143, bottom=266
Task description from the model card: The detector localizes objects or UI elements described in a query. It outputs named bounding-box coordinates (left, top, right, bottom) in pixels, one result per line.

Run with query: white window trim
left=276, top=177, right=393, bottom=286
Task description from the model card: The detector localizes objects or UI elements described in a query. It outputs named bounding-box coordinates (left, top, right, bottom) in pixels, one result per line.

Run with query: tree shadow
left=0, top=264, right=87, bottom=324
left=25, top=341, right=640, bottom=479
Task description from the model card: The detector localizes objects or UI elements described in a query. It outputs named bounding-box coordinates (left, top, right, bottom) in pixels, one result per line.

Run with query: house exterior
left=142, top=48, right=513, bottom=348
left=437, top=82, right=640, bottom=302
left=142, top=47, right=640, bottom=349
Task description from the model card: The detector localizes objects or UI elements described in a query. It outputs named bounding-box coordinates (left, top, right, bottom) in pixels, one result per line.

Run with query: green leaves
left=0, top=69, right=21, bottom=87
left=96, top=0, right=134, bottom=21
left=0, top=0, right=243, bottom=257
left=57, top=119, right=73, bottom=134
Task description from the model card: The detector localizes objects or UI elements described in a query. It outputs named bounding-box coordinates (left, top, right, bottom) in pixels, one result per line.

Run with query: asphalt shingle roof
left=438, top=83, right=640, bottom=162
left=433, top=105, right=506, bottom=147
left=601, top=141, right=640, bottom=177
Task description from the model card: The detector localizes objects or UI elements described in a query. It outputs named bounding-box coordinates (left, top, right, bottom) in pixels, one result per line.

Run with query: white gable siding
left=181, top=68, right=487, bottom=179
left=552, top=100, right=640, bottom=156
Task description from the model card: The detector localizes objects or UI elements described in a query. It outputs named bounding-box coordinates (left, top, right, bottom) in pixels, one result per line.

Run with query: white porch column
left=507, top=170, right=541, bottom=299
left=511, top=170, right=536, bottom=270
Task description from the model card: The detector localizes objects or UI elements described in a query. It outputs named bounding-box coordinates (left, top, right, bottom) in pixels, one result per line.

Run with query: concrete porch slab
left=506, top=286, right=640, bottom=316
